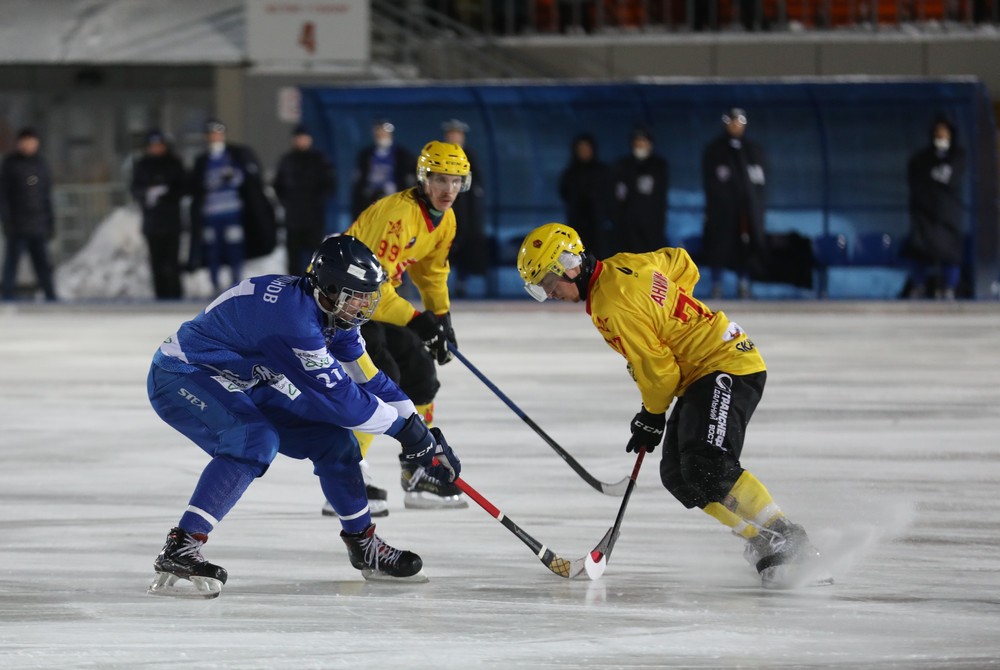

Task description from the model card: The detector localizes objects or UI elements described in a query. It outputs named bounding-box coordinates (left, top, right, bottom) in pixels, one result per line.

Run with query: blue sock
left=179, top=456, right=260, bottom=535
left=320, top=471, right=371, bottom=534
left=943, top=265, right=960, bottom=290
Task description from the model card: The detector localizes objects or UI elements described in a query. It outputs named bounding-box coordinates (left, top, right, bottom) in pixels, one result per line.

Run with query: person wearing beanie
left=130, top=128, right=187, bottom=299
left=610, top=123, right=669, bottom=255
left=1, top=127, right=57, bottom=301
left=272, top=124, right=336, bottom=275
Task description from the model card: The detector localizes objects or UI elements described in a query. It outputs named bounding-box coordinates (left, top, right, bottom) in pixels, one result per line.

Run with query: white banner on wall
left=246, top=0, right=370, bottom=69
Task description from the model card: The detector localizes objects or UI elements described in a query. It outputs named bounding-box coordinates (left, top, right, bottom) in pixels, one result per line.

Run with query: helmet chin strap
left=313, top=288, right=340, bottom=329
left=572, top=252, right=596, bottom=299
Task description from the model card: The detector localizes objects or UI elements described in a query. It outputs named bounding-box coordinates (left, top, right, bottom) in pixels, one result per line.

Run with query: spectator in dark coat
left=1, top=128, right=57, bottom=301
left=611, top=124, right=669, bottom=256
left=441, top=118, right=488, bottom=297
left=903, top=114, right=966, bottom=300
left=559, top=133, right=614, bottom=260
left=273, top=125, right=336, bottom=275
left=130, top=129, right=187, bottom=299
left=189, top=118, right=276, bottom=292
left=350, top=119, right=416, bottom=220
left=701, top=107, right=769, bottom=299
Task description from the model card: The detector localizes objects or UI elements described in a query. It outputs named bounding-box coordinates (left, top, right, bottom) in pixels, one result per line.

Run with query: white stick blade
left=583, top=551, right=607, bottom=580
left=600, top=477, right=632, bottom=497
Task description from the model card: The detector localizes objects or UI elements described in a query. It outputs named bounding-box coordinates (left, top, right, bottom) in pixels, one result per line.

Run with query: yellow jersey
left=586, top=247, right=766, bottom=414
left=345, top=188, right=454, bottom=326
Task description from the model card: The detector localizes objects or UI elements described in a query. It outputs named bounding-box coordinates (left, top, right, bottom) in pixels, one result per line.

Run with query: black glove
left=393, top=414, right=461, bottom=482
left=626, top=407, right=665, bottom=453
left=407, top=311, right=454, bottom=365
left=438, top=312, right=457, bottom=363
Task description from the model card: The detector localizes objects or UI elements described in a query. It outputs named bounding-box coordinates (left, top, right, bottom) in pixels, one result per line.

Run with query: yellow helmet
left=416, top=140, right=472, bottom=192
left=517, top=223, right=585, bottom=300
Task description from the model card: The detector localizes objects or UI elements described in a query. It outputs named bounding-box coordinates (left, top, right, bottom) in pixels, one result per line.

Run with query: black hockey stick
left=586, top=448, right=646, bottom=567
left=448, top=343, right=630, bottom=497
left=445, top=465, right=608, bottom=580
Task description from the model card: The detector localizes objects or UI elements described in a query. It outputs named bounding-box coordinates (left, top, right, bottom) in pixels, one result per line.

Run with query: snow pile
left=55, top=206, right=286, bottom=301
left=55, top=206, right=154, bottom=300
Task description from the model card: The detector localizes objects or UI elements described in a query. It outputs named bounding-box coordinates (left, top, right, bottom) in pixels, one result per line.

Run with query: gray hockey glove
left=626, top=407, right=665, bottom=453
left=393, top=414, right=461, bottom=482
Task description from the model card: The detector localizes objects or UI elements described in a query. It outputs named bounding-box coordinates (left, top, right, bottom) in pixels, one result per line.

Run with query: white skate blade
left=403, top=491, right=468, bottom=510
left=360, top=568, right=429, bottom=583
left=147, top=572, right=224, bottom=599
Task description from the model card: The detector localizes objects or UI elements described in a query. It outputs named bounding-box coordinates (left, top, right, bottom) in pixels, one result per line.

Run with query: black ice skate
left=744, top=517, right=833, bottom=589
left=399, top=457, right=468, bottom=510
left=340, top=523, right=427, bottom=582
left=148, top=527, right=228, bottom=599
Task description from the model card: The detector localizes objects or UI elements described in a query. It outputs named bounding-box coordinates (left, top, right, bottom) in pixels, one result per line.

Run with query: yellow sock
left=728, top=470, right=785, bottom=528
left=355, top=431, right=375, bottom=459
left=703, top=471, right=786, bottom=539
left=703, top=502, right=758, bottom=539
left=415, top=402, right=435, bottom=427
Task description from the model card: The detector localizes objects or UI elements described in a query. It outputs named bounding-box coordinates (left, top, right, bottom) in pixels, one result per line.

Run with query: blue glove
left=626, top=407, right=665, bottom=453
left=393, top=414, right=461, bottom=482
left=428, top=427, right=461, bottom=482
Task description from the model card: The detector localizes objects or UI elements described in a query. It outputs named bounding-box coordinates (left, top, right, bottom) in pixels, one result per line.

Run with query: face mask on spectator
left=934, top=137, right=950, bottom=152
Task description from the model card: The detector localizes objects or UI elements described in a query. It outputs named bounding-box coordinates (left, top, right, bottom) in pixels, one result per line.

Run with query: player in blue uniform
left=146, top=235, right=460, bottom=598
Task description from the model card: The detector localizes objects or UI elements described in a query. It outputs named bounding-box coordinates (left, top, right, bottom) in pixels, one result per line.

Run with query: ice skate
left=399, top=458, right=468, bottom=510
left=340, top=523, right=427, bottom=582
left=744, top=517, right=833, bottom=589
left=148, top=527, right=228, bottom=599
left=322, top=460, right=388, bottom=518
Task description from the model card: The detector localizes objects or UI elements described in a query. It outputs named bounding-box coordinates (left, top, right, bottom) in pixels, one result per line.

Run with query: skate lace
left=176, top=534, right=207, bottom=563
left=756, top=526, right=787, bottom=555
left=359, top=532, right=403, bottom=568
left=403, top=465, right=432, bottom=491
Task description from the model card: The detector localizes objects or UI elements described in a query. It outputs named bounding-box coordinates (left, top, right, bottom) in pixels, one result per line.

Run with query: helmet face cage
left=517, top=224, right=586, bottom=300
left=307, top=235, right=386, bottom=330
left=416, top=141, right=472, bottom=193
left=314, top=284, right=381, bottom=330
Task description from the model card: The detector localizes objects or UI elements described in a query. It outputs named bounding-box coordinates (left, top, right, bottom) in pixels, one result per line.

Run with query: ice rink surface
left=1, top=299, right=999, bottom=669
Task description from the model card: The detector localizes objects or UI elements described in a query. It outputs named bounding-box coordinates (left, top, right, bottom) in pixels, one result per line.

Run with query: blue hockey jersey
left=152, top=275, right=411, bottom=434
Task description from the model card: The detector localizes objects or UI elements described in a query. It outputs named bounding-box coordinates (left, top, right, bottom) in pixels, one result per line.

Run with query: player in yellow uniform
left=516, top=223, right=829, bottom=588
left=320, top=140, right=470, bottom=516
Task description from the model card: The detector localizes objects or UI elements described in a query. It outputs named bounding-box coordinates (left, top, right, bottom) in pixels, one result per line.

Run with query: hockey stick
left=448, top=343, right=630, bottom=497
left=441, top=463, right=607, bottom=580
left=585, top=448, right=646, bottom=569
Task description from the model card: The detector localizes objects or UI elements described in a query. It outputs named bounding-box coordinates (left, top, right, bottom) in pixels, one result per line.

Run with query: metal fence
left=0, top=182, right=129, bottom=297
left=448, top=0, right=998, bottom=34
left=51, top=182, right=131, bottom=264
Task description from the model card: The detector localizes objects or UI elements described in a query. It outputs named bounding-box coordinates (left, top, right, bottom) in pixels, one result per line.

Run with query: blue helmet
left=306, top=235, right=386, bottom=330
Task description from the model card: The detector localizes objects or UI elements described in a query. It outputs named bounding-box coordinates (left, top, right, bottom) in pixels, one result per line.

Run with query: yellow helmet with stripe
left=416, top=140, right=471, bottom=192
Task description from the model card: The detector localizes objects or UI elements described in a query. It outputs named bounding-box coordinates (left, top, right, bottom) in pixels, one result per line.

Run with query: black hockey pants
left=361, top=321, right=440, bottom=405
left=659, top=371, right=766, bottom=509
